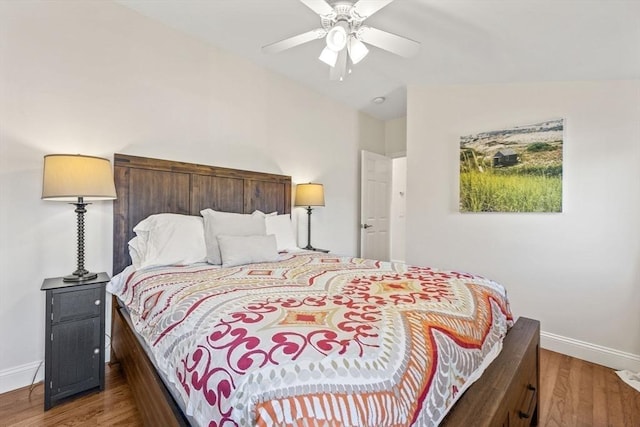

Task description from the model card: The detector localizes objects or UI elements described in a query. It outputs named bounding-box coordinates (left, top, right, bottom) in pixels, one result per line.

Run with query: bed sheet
left=110, top=253, right=513, bottom=426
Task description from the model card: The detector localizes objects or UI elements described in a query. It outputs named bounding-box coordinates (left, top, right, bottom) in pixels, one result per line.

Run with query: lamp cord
left=28, top=361, right=43, bottom=399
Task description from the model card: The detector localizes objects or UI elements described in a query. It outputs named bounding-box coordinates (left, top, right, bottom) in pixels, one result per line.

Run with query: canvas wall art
left=459, top=119, right=563, bottom=212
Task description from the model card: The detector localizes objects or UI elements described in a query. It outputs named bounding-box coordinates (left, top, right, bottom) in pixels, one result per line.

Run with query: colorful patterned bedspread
left=111, top=253, right=513, bottom=427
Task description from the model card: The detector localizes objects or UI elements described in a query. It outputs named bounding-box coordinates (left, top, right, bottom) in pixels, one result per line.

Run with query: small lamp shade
left=294, top=183, right=325, bottom=207
left=42, top=154, right=117, bottom=201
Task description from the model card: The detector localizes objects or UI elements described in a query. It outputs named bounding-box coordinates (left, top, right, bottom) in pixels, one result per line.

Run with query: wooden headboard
left=112, top=154, right=292, bottom=275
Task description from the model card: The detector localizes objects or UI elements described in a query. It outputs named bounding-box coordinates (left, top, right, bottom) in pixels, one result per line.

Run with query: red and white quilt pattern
left=113, top=253, right=513, bottom=426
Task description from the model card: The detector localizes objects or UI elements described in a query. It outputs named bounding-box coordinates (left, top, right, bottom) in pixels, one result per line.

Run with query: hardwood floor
left=0, top=350, right=638, bottom=426
left=0, top=363, right=141, bottom=426
left=539, top=350, right=640, bottom=427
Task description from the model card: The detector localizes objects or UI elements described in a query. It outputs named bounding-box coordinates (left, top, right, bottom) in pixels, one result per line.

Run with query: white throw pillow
left=132, top=213, right=207, bottom=268
left=200, top=209, right=267, bottom=265
left=265, top=214, right=298, bottom=252
left=217, top=234, right=279, bottom=267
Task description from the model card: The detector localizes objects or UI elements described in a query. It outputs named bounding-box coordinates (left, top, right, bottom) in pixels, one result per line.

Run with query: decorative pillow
left=132, top=213, right=207, bottom=268
left=200, top=209, right=267, bottom=265
left=217, top=234, right=279, bottom=267
left=265, top=214, right=298, bottom=251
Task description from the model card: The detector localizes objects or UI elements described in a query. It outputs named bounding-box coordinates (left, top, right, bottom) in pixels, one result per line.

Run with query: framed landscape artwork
left=459, top=119, right=563, bottom=213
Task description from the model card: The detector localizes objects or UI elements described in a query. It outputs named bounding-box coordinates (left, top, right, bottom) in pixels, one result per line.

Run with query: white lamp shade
left=294, top=183, right=325, bottom=207
left=348, top=37, right=369, bottom=64
left=319, top=46, right=339, bottom=67
left=42, top=154, right=117, bottom=201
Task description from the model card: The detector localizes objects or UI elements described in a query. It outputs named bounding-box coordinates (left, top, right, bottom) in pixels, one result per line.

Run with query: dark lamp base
left=304, top=244, right=316, bottom=250
left=63, top=271, right=98, bottom=282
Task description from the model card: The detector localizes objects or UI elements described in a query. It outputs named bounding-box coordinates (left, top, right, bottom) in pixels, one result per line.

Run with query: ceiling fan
left=262, top=0, right=420, bottom=81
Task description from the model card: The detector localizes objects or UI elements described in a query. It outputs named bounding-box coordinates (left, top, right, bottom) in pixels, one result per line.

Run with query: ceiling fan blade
left=352, top=0, right=394, bottom=19
left=357, top=26, right=420, bottom=58
left=262, top=29, right=326, bottom=54
left=300, top=0, right=335, bottom=17
left=329, top=48, right=348, bottom=81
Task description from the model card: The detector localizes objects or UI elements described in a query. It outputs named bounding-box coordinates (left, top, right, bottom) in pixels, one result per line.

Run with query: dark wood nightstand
left=40, top=272, right=109, bottom=410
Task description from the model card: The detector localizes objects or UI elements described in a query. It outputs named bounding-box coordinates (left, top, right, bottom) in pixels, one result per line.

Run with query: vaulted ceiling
left=117, top=0, right=640, bottom=120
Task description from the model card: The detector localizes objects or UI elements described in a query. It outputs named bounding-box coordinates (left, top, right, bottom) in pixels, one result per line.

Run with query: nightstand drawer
left=52, top=286, right=103, bottom=323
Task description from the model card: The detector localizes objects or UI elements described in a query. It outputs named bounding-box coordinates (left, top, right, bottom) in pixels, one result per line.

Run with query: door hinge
left=49, top=381, right=53, bottom=389
left=50, top=333, right=53, bottom=341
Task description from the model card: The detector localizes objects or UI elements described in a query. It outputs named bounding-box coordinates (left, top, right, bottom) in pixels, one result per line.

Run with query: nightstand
left=40, top=272, right=109, bottom=410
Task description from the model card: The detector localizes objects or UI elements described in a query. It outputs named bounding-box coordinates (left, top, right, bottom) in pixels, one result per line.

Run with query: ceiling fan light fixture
left=262, top=0, right=421, bottom=82
left=325, top=22, right=348, bottom=51
left=319, top=46, right=339, bottom=67
left=347, top=37, right=369, bottom=64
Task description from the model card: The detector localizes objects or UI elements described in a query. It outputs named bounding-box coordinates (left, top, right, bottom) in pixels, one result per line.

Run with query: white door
left=390, top=157, right=407, bottom=263
left=360, top=150, right=392, bottom=261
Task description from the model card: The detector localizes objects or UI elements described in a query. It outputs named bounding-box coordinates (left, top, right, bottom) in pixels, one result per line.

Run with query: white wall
left=0, top=0, right=382, bottom=392
left=406, top=81, right=640, bottom=370
left=385, top=117, right=407, bottom=157
left=359, top=114, right=386, bottom=155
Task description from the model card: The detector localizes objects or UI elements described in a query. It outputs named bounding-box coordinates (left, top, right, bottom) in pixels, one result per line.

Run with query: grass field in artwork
left=459, top=119, right=563, bottom=212
left=460, top=170, right=562, bottom=212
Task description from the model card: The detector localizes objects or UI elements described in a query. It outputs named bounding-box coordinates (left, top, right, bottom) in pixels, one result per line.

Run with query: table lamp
left=294, top=183, right=325, bottom=250
left=42, top=154, right=117, bottom=282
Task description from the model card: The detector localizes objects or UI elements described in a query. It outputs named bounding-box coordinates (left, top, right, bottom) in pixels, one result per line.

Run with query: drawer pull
left=93, top=348, right=100, bottom=355
left=94, top=299, right=101, bottom=306
left=518, top=384, right=537, bottom=419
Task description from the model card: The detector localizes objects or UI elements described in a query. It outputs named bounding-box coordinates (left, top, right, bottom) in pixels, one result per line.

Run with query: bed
left=109, top=153, right=540, bottom=426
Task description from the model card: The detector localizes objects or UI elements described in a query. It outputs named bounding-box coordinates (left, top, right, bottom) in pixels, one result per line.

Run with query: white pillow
left=217, top=234, right=279, bottom=267
left=128, top=236, right=144, bottom=269
left=265, top=214, right=298, bottom=251
left=253, top=210, right=278, bottom=217
left=200, top=209, right=266, bottom=265
left=132, top=213, right=207, bottom=268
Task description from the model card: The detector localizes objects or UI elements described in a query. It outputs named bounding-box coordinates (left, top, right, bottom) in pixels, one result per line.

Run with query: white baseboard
left=0, top=360, right=44, bottom=394
left=0, top=348, right=111, bottom=394
left=541, top=330, right=640, bottom=371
